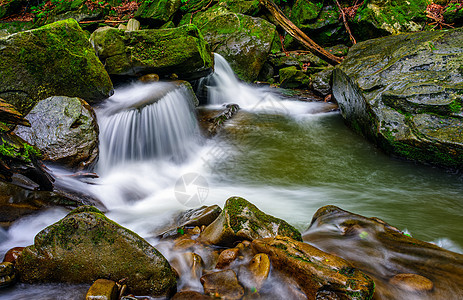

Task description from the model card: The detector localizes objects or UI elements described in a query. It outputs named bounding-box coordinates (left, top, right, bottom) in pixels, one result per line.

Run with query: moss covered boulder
left=252, top=236, right=375, bottom=299
left=90, top=24, right=213, bottom=80
left=14, top=96, right=99, bottom=170
left=279, top=66, right=311, bottom=89
left=135, top=0, right=182, bottom=26
left=352, top=0, right=428, bottom=38
left=332, top=28, right=463, bottom=169
left=303, top=205, right=463, bottom=299
left=182, top=6, right=276, bottom=81
left=15, top=206, right=177, bottom=297
left=0, top=19, right=113, bottom=115
left=198, top=196, right=301, bottom=246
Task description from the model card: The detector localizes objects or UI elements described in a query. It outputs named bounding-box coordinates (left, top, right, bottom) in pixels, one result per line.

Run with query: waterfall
left=97, top=81, right=201, bottom=174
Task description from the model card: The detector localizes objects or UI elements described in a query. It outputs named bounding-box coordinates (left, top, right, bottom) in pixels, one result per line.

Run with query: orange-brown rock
left=251, top=236, right=375, bottom=299
left=216, top=248, right=239, bottom=269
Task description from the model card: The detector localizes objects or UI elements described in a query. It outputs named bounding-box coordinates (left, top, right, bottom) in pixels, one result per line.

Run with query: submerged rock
left=332, top=27, right=463, bottom=169
left=303, top=205, right=463, bottom=299
left=16, top=206, right=177, bottom=297
left=183, top=6, right=276, bottom=81
left=89, top=24, right=213, bottom=80
left=200, top=269, right=244, bottom=299
left=0, top=19, right=113, bottom=115
left=198, top=196, right=301, bottom=247
left=252, top=236, right=375, bottom=299
left=14, top=96, right=99, bottom=170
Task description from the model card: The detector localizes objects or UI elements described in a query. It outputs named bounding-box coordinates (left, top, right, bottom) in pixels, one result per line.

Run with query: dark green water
left=209, top=110, right=463, bottom=250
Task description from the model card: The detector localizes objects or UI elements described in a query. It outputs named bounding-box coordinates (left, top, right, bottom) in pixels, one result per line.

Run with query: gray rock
left=16, top=206, right=177, bottom=297
left=332, top=28, right=463, bottom=169
left=15, top=96, right=99, bottom=170
left=312, top=67, right=333, bottom=97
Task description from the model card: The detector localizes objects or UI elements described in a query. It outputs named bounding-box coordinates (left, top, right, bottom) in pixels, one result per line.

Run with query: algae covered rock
left=16, top=206, right=177, bottom=297
left=252, top=236, right=375, bottom=299
left=135, top=0, right=182, bottom=25
left=0, top=19, right=113, bottom=115
left=279, top=66, right=311, bottom=89
left=90, top=24, right=213, bottom=80
left=183, top=6, right=276, bottom=81
left=303, top=205, right=463, bottom=299
left=332, top=27, right=463, bottom=169
left=198, top=196, right=301, bottom=246
left=14, top=96, right=99, bottom=170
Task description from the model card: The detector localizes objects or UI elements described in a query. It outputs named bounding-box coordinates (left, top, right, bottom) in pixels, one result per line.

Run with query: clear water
left=1, top=54, right=462, bottom=299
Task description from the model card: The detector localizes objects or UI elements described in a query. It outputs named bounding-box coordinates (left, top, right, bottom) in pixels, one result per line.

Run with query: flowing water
left=1, top=54, right=462, bottom=299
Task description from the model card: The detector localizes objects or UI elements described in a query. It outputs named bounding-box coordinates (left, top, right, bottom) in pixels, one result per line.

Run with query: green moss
left=0, top=138, right=41, bottom=162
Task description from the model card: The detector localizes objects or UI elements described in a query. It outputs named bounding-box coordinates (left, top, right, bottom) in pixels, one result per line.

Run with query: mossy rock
left=90, top=24, right=213, bottom=80
left=217, top=0, right=261, bottom=15
left=332, top=27, right=463, bottom=169
left=198, top=196, right=302, bottom=247
left=279, top=66, right=311, bottom=89
left=15, top=206, right=177, bottom=297
left=351, top=0, right=429, bottom=40
left=0, top=18, right=113, bottom=115
left=181, top=6, right=276, bottom=82
left=252, top=236, right=375, bottom=299
left=135, top=0, right=182, bottom=26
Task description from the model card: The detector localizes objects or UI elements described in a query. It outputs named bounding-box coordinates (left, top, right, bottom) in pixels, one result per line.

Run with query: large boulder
left=14, top=96, right=99, bottom=170
left=135, top=0, right=182, bottom=26
left=0, top=19, right=113, bottom=115
left=89, top=24, right=213, bottom=80
left=198, top=196, right=302, bottom=246
left=252, top=236, right=375, bottom=299
left=15, top=206, right=177, bottom=297
left=332, top=28, right=463, bottom=169
left=303, top=205, right=463, bottom=299
left=182, top=6, right=276, bottom=81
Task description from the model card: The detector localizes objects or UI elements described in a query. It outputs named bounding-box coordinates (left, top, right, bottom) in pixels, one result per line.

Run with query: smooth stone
left=248, top=253, right=270, bottom=291
left=2, top=247, right=24, bottom=264
left=201, top=269, right=244, bottom=299
left=126, top=18, right=140, bottom=31
left=389, top=273, right=434, bottom=292
left=216, top=248, right=239, bottom=269
left=86, top=278, right=118, bottom=300
left=139, top=73, right=160, bottom=82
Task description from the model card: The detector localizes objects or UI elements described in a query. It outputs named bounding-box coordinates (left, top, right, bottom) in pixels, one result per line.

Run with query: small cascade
left=97, top=82, right=201, bottom=173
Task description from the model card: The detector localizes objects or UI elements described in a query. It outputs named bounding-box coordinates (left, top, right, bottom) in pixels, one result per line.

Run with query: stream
left=0, top=54, right=462, bottom=299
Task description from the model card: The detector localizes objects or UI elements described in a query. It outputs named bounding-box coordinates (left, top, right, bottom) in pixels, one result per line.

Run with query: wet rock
left=198, top=196, right=302, bottom=247
left=182, top=6, right=276, bottom=81
left=200, top=269, right=244, bottom=299
left=389, top=273, right=434, bottom=292
left=3, top=247, right=24, bottom=264
left=216, top=248, right=239, bottom=269
left=0, top=262, right=16, bottom=288
left=279, top=66, right=311, bottom=89
left=312, top=67, right=334, bottom=97
left=172, top=290, right=212, bottom=300
left=89, top=24, right=213, bottom=80
left=247, top=253, right=270, bottom=291
left=268, top=51, right=328, bottom=72
left=178, top=205, right=222, bottom=227
left=86, top=278, right=118, bottom=300
left=198, top=104, right=240, bottom=137
left=303, top=205, right=463, bottom=299
left=14, top=96, right=99, bottom=170
left=171, top=251, right=203, bottom=287
left=252, top=236, right=375, bottom=299
left=139, top=73, right=160, bottom=82
left=16, top=206, right=177, bottom=297
left=332, top=28, right=463, bottom=169
left=0, top=19, right=113, bottom=115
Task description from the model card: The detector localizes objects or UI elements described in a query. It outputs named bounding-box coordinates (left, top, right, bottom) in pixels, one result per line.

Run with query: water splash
left=97, top=82, right=201, bottom=173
